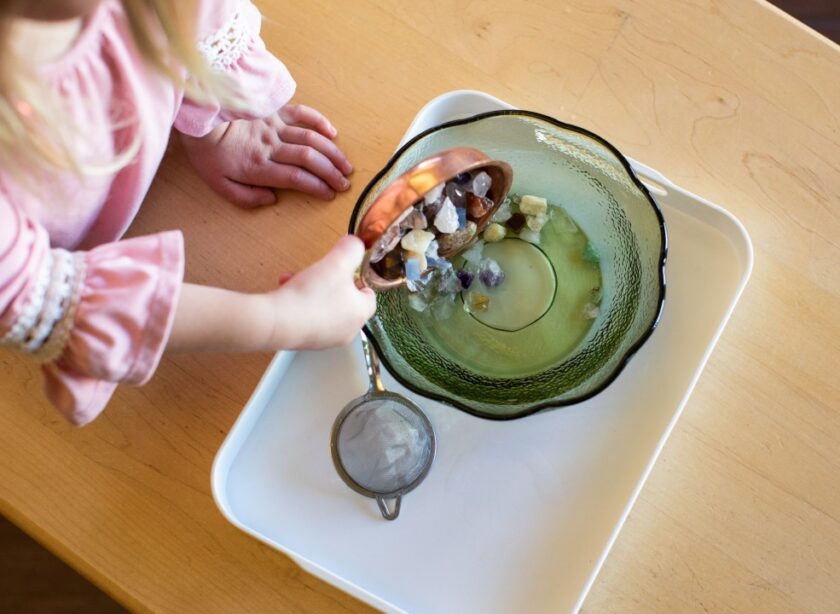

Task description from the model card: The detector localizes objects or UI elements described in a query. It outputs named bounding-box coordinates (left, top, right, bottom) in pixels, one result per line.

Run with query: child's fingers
left=357, top=285, right=377, bottom=318
left=328, top=235, right=366, bottom=274
left=278, top=126, right=353, bottom=175
left=279, top=103, right=337, bottom=138
left=270, top=144, right=350, bottom=193
left=218, top=178, right=277, bottom=208
left=251, top=162, right=336, bottom=201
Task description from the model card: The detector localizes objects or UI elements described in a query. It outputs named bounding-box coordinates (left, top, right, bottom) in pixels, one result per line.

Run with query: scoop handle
left=360, top=332, right=385, bottom=393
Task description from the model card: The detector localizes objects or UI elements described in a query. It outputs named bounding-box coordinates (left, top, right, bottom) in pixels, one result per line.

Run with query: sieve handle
left=360, top=332, right=386, bottom=393
left=376, top=495, right=402, bottom=521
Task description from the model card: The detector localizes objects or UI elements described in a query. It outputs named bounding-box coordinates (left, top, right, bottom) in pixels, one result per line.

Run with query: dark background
left=772, top=0, right=840, bottom=42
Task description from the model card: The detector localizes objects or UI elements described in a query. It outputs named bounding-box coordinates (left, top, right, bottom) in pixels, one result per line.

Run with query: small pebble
left=445, top=182, right=467, bottom=208
left=424, top=199, right=442, bottom=219
left=467, top=193, right=493, bottom=218
left=434, top=197, right=459, bottom=233
left=456, top=269, right=475, bottom=289
left=526, top=213, right=548, bottom=232
left=461, top=240, right=484, bottom=264
left=405, top=259, right=421, bottom=281
left=424, top=182, right=445, bottom=204
left=401, top=228, right=435, bottom=253
left=506, top=213, right=527, bottom=232
left=483, top=223, right=506, bottom=242
left=519, top=229, right=541, bottom=244
left=468, top=293, right=491, bottom=312
left=425, top=238, right=440, bottom=260
left=520, top=194, right=548, bottom=216
left=479, top=259, right=505, bottom=288
left=401, top=209, right=428, bottom=230
left=437, top=221, right=477, bottom=253
left=491, top=198, right=513, bottom=223
left=405, top=251, right=427, bottom=278
left=427, top=256, right=452, bottom=270
left=437, top=268, right=463, bottom=294
left=370, top=223, right=402, bottom=262
left=471, top=171, right=492, bottom=198
left=456, top=206, right=468, bottom=229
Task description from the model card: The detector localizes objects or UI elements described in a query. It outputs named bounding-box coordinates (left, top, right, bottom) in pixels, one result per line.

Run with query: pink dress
left=0, top=0, right=296, bottom=425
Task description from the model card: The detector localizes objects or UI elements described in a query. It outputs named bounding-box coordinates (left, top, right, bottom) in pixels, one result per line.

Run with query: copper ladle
left=354, top=147, right=513, bottom=291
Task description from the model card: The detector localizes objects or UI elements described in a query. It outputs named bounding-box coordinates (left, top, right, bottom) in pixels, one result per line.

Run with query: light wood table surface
left=2, top=1, right=838, bottom=612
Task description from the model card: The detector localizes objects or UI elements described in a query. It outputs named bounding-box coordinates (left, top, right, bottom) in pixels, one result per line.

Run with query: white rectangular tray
left=212, top=91, right=753, bottom=613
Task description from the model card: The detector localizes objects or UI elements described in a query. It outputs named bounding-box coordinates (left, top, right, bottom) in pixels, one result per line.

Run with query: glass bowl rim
left=348, top=109, right=668, bottom=420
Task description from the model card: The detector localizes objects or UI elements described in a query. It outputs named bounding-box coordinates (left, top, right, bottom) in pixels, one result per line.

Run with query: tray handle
left=629, top=158, right=674, bottom=198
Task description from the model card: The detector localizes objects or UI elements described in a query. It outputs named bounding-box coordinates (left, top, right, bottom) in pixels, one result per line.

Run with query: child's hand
left=179, top=103, right=353, bottom=207
left=168, top=236, right=375, bottom=354
left=264, top=235, right=376, bottom=350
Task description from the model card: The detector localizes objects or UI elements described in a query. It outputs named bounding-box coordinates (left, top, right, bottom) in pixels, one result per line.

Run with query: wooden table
left=2, top=1, right=838, bottom=611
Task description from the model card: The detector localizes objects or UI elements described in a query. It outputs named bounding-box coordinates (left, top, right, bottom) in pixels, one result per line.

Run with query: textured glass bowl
left=349, top=111, right=667, bottom=420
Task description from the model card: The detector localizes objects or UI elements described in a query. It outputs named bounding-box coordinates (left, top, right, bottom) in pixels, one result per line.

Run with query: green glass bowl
left=349, top=110, right=667, bottom=420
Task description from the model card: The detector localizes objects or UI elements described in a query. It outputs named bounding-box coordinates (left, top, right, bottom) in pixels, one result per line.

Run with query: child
left=0, top=0, right=376, bottom=425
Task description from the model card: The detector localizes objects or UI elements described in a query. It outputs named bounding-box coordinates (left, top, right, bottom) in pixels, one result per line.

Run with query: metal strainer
left=330, top=334, right=436, bottom=520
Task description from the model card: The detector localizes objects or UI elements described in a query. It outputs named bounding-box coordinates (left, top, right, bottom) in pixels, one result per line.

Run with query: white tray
left=212, top=91, right=753, bottom=613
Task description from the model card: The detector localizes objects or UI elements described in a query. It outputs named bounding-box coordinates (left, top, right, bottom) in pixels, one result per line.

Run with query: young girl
left=0, top=0, right=376, bottom=425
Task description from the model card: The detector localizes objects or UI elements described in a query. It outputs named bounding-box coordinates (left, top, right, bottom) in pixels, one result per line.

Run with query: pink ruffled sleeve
left=174, top=0, right=297, bottom=137
left=0, top=196, right=184, bottom=426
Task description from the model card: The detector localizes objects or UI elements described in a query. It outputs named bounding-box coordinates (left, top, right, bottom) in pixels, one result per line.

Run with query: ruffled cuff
left=174, top=0, right=296, bottom=137
left=42, top=231, right=184, bottom=426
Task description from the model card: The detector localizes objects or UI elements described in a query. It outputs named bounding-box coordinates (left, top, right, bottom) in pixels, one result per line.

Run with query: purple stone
left=456, top=269, right=475, bottom=290
left=478, top=259, right=505, bottom=288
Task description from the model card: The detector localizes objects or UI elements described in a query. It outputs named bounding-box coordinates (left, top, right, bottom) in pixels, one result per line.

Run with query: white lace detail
left=198, top=10, right=251, bottom=71
left=34, top=252, right=87, bottom=364
left=0, top=251, right=52, bottom=347
left=0, top=249, right=87, bottom=364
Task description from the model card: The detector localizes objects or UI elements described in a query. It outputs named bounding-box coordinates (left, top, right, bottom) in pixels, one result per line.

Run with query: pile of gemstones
left=367, top=168, right=554, bottom=320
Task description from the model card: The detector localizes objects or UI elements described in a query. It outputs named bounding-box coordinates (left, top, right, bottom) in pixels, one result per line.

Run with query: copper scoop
left=354, top=147, right=513, bottom=291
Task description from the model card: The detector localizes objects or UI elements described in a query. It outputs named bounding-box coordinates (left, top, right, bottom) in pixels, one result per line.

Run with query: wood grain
left=1, top=0, right=838, bottom=612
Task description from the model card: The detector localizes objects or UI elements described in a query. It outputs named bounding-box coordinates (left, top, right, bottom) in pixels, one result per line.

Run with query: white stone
left=400, top=229, right=435, bottom=253
left=526, top=213, right=548, bottom=232
left=433, top=197, right=459, bottom=233
left=520, top=194, right=548, bottom=216
left=471, top=171, right=492, bottom=198
left=424, top=182, right=445, bottom=204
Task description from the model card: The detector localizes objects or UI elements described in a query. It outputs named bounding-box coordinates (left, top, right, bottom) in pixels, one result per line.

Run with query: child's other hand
left=179, top=103, right=353, bottom=207
left=264, top=235, right=376, bottom=350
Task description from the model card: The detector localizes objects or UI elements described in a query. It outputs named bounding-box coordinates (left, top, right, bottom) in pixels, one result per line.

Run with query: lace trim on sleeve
left=0, top=249, right=87, bottom=363
left=197, top=9, right=251, bottom=71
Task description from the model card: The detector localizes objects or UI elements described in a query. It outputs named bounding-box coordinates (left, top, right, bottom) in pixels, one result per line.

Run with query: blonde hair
left=0, top=0, right=226, bottom=185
